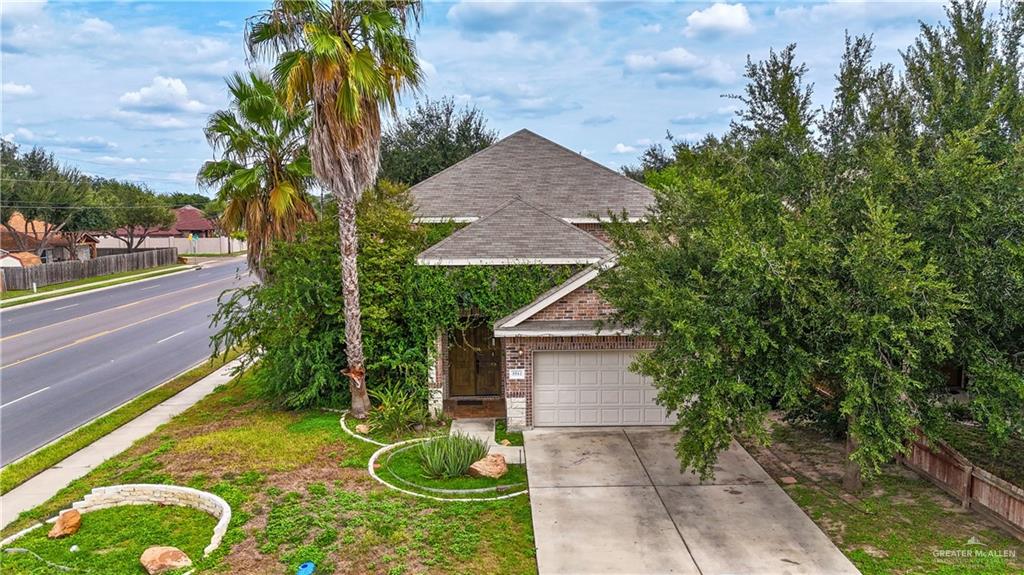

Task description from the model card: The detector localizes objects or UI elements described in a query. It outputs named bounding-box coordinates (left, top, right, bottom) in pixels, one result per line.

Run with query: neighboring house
left=147, top=205, right=216, bottom=238
left=0, top=249, right=41, bottom=267
left=2, top=213, right=98, bottom=263
left=412, top=129, right=666, bottom=430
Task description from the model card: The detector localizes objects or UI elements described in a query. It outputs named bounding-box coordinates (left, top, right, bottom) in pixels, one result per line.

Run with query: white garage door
left=534, top=350, right=674, bottom=426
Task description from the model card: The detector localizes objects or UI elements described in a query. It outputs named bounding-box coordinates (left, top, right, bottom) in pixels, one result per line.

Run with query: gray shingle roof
left=416, top=199, right=612, bottom=265
left=409, top=129, right=654, bottom=220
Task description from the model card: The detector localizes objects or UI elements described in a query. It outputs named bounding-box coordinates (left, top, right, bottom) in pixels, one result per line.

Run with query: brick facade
left=574, top=222, right=612, bottom=244
left=529, top=285, right=617, bottom=321
left=502, top=335, right=656, bottom=429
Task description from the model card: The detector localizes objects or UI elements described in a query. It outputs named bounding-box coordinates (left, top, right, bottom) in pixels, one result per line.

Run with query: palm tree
left=197, top=71, right=316, bottom=280
left=247, top=0, right=422, bottom=418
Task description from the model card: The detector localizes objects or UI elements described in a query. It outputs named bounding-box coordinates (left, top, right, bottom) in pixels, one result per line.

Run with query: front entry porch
left=430, top=322, right=505, bottom=420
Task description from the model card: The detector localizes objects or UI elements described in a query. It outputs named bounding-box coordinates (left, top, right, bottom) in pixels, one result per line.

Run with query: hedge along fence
left=901, top=430, right=1024, bottom=542
left=0, top=248, right=178, bottom=291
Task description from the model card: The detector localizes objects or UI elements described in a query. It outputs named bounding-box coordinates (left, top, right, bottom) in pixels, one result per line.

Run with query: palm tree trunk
left=338, top=196, right=371, bottom=418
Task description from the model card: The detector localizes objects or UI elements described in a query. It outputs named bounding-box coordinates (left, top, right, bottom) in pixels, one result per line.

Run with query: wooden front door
left=448, top=324, right=502, bottom=396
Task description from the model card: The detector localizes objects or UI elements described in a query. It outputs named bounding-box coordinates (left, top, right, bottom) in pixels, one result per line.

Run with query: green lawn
left=0, top=373, right=537, bottom=575
left=0, top=505, right=216, bottom=575
left=0, top=350, right=241, bottom=495
left=495, top=419, right=524, bottom=447
left=742, top=417, right=1024, bottom=575
left=383, top=445, right=527, bottom=492
left=0, top=264, right=189, bottom=307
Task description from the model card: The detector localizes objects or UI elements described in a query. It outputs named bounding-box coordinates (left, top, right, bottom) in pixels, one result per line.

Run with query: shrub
left=368, top=386, right=429, bottom=436
left=416, top=434, right=488, bottom=479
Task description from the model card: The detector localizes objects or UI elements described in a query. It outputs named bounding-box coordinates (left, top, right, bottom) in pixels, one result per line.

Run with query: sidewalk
left=450, top=418, right=526, bottom=464
left=0, top=358, right=243, bottom=530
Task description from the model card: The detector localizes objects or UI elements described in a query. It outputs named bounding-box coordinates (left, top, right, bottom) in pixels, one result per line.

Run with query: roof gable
left=410, top=129, right=654, bottom=221
left=494, top=258, right=617, bottom=329
left=416, top=199, right=612, bottom=266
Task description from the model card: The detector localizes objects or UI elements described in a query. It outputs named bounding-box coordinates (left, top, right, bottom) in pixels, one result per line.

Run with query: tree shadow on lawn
left=741, top=415, right=1024, bottom=575
left=1, top=374, right=537, bottom=575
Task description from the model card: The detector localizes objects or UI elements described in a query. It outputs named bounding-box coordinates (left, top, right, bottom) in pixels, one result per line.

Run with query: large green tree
left=601, top=0, right=1022, bottom=489
left=247, top=0, right=423, bottom=418
left=97, top=179, right=175, bottom=252
left=197, top=71, right=316, bottom=280
left=379, top=96, right=497, bottom=185
left=0, top=142, right=97, bottom=257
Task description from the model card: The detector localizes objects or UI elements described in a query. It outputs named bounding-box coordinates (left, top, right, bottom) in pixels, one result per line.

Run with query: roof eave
left=415, top=257, right=604, bottom=266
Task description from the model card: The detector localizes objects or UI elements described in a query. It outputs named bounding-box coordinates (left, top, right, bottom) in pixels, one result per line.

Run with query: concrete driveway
left=525, top=427, right=860, bottom=575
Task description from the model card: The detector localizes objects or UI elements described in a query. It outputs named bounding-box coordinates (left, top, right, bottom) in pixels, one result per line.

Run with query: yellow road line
left=0, top=295, right=219, bottom=371
left=0, top=275, right=236, bottom=343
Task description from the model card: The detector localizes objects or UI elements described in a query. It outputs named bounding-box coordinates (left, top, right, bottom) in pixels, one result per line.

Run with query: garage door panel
left=534, top=350, right=674, bottom=427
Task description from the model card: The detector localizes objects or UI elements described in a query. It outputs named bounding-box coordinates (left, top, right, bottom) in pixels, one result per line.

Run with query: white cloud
left=419, top=57, right=438, bottom=78
left=463, top=80, right=581, bottom=119
left=685, top=3, right=754, bottom=37
left=216, top=20, right=235, bottom=29
left=4, top=127, right=119, bottom=151
left=612, top=143, right=637, bottom=154
left=640, top=23, right=662, bottom=34
left=118, top=76, right=206, bottom=113
left=2, top=82, right=34, bottom=96
left=78, top=17, right=115, bottom=36
left=624, top=47, right=738, bottom=87
left=636, top=138, right=652, bottom=146
left=95, top=155, right=149, bottom=165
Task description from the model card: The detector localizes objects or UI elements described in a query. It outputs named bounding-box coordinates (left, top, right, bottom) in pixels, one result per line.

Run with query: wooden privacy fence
left=902, top=430, right=1024, bottom=542
left=0, top=248, right=178, bottom=291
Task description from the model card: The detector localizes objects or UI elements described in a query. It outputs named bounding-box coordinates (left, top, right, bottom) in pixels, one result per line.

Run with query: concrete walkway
left=0, top=358, right=242, bottom=530
left=526, top=427, right=860, bottom=575
left=450, top=418, right=526, bottom=464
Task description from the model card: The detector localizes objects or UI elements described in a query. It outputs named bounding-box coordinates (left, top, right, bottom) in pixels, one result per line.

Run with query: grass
left=385, top=445, right=527, bottom=492
left=0, top=372, right=537, bottom=575
left=938, top=421, right=1024, bottom=488
left=0, top=350, right=241, bottom=495
left=0, top=505, right=217, bottom=575
left=0, top=264, right=190, bottom=307
left=741, top=416, right=1024, bottom=575
left=495, top=419, right=524, bottom=446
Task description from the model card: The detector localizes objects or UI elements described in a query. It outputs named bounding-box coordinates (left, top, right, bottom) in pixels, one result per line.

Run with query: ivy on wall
left=212, top=187, right=581, bottom=408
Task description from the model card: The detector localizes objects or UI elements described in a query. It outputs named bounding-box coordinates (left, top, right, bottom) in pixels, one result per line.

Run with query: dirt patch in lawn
left=741, top=414, right=1024, bottom=575
left=1, top=373, right=537, bottom=575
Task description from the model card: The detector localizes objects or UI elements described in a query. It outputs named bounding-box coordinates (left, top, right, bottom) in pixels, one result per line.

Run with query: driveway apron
left=525, top=427, right=860, bottom=575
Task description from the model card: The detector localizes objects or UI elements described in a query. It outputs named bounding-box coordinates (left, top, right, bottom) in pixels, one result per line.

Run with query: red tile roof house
left=412, top=129, right=671, bottom=430
left=148, top=205, right=217, bottom=238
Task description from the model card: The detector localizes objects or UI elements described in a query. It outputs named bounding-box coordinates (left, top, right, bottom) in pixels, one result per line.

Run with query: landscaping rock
left=780, top=476, right=798, bottom=485
left=355, top=423, right=371, bottom=435
left=47, top=510, right=81, bottom=539
left=468, top=454, right=507, bottom=479
left=500, top=439, right=512, bottom=446
left=140, top=546, right=192, bottom=575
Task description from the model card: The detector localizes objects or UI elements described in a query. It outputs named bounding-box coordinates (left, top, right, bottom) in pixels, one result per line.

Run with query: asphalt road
left=0, top=257, right=251, bottom=466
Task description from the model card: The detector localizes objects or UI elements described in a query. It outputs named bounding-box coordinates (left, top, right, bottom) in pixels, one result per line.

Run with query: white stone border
left=335, top=410, right=388, bottom=447
left=367, top=439, right=528, bottom=502
left=0, top=484, right=231, bottom=557
left=333, top=409, right=528, bottom=501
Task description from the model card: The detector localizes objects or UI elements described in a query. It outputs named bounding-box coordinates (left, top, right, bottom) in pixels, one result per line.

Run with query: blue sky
left=2, top=1, right=951, bottom=195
